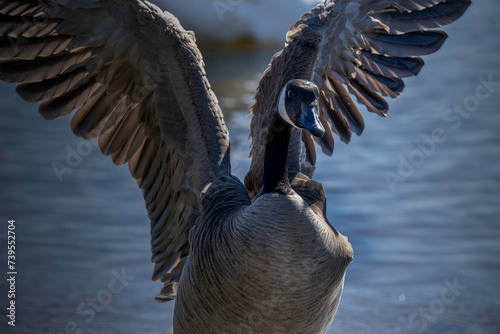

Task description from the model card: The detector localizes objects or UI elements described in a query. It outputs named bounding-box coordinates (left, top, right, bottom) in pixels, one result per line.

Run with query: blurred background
left=0, top=1, right=499, bottom=333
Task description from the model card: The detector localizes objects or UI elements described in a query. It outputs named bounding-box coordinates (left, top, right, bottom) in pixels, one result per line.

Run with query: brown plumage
left=0, top=0, right=470, bottom=332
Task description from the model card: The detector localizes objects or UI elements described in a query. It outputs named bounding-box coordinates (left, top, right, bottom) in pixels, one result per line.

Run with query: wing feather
left=15, top=66, right=88, bottom=102
left=372, top=0, right=472, bottom=33
left=41, top=78, right=103, bottom=120
left=328, top=77, right=365, bottom=136
left=0, top=49, right=94, bottom=82
left=357, top=50, right=424, bottom=78
left=99, top=103, right=140, bottom=157
left=316, top=114, right=336, bottom=156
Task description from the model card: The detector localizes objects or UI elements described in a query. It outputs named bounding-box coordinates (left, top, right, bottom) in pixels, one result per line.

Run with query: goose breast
left=175, top=188, right=352, bottom=334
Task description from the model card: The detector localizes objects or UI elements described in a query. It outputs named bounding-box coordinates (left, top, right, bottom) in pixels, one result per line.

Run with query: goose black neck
left=261, top=114, right=294, bottom=195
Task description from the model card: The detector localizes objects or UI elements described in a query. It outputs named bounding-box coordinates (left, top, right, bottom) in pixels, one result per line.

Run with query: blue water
left=1, top=2, right=499, bottom=333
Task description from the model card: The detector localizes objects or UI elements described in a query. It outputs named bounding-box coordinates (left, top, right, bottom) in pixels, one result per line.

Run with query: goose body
left=176, top=81, right=353, bottom=330
left=177, top=179, right=352, bottom=333
left=0, top=0, right=470, bottom=332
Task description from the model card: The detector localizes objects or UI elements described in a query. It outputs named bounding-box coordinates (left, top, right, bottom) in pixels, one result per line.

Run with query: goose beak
left=298, top=104, right=325, bottom=137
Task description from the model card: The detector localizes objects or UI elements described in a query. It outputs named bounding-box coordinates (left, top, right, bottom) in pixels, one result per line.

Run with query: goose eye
left=287, top=89, right=294, bottom=100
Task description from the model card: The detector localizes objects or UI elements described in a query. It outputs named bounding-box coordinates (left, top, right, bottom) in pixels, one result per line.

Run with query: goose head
left=278, top=79, right=325, bottom=137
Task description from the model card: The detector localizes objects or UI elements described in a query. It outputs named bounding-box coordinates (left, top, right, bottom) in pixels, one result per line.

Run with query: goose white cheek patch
left=278, top=87, right=298, bottom=128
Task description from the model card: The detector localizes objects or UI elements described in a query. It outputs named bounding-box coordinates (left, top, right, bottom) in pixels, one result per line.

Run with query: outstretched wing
left=245, top=0, right=471, bottom=197
left=0, top=0, right=230, bottom=300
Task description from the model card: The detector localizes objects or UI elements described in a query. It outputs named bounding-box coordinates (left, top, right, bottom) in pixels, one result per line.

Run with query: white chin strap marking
left=278, top=88, right=298, bottom=128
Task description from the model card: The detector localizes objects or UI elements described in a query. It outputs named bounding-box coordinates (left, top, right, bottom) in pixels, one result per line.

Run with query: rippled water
left=1, top=2, right=500, bottom=334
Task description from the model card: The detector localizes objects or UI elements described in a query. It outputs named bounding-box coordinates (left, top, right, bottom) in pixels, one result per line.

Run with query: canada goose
left=0, top=0, right=470, bottom=333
